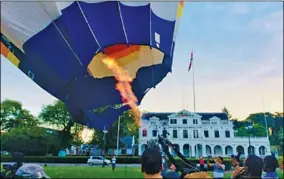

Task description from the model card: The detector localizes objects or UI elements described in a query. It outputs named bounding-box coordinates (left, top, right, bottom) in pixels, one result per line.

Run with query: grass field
left=44, top=166, right=283, bottom=178
left=2, top=165, right=283, bottom=178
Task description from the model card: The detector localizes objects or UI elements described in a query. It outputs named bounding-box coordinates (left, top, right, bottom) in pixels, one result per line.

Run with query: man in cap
left=141, top=147, right=163, bottom=178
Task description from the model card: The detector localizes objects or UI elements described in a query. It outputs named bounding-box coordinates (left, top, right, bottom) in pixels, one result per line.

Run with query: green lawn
left=44, top=166, right=283, bottom=178
left=2, top=165, right=283, bottom=178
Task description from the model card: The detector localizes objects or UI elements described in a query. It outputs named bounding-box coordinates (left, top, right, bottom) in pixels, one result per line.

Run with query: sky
left=1, top=2, right=283, bottom=120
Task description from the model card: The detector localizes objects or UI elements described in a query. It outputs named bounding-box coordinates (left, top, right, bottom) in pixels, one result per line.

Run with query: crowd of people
left=141, top=147, right=280, bottom=179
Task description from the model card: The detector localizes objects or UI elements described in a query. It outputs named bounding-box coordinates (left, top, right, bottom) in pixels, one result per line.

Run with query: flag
left=188, top=51, right=193, bottom=71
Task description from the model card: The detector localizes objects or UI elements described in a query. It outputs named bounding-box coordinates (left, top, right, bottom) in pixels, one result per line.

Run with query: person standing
left=207, top=156, right=225, bottom=179
left=199, top=157, right=205, bottom=171
left=263, top=155, right=279, bottom=179
left=111, top=156, right=116, bottom=171
left=162, top=155, right=167, bottom=173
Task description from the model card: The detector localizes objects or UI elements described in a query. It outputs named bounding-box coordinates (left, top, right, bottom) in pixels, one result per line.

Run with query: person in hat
left=141, top=147, right=163, bottom=178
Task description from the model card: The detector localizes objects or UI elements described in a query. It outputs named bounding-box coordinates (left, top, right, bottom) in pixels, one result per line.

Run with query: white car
left=87, top=156, right=111, bottom=165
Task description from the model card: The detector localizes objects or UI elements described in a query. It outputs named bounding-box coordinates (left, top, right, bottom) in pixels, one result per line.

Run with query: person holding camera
left=231, top=154, right=263, bottom=179
left=207, top=156, right=225, bottom=179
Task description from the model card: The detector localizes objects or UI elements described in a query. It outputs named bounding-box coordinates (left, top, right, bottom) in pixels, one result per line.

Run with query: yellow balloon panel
left=87, top=45, right=164, bottom=80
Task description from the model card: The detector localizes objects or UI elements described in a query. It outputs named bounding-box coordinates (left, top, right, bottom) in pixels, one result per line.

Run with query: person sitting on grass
left=141, top=147, right=163, bottom=178
left=207, top=156, right=225, bottom=179
left=263, top=155, right=279, bottom=179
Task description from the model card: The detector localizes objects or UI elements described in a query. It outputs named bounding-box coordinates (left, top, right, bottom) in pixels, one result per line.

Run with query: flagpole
left=116, top=116, right=121, bottom=157
left=192, top=49, right=196, bottom=113
left=261, top=96, right=269, bottom=140
left=192, top=49, right=197, bottom=157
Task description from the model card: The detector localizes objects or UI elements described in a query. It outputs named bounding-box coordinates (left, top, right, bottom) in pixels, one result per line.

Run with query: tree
left=39, top=100, right=75, bottom=148
left=235, top=127, right=249, bottom=137
left=1, top=126, right=60, bottom=155
left=90, top=110, right=139, bottom=151
left=1, top=99, right=38, bottom=131
left=222, top=107, right=232, bottom=119
left=39, top=100, right=74, bottom=131
left=221, top=106, right=242, bottom=130
left=252, top=123, right=266, bottom=137
left=246, top=112, right=283, bottom=147
left=235, top=123, right=267, bottom=137
left=70, top=123, right=85, bottom=146
left=278, top=127, right=283, bottom=154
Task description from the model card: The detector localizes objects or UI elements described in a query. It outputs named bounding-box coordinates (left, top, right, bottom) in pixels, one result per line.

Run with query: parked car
left=0, top=151, right=9, bottom=155
left=87, top=156, right=110, bottom=165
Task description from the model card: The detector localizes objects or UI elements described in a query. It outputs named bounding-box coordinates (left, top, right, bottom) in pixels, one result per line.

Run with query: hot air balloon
left=1, top=1, right=184, bottom=130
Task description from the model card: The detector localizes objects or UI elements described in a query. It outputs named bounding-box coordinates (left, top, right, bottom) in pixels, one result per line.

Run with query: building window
left=214, top=131, right=219, bottom=138
left=182, top=119, right=187, bottom=124
left=204, top=130, right=209, bottom=138
left=142, top=129, right=147, bottom=137
left=170, top=119, right=177, bottom=124
left=163, top=129, right=167, bottom=138
left=183, top=130, right=188, bottom=138
left=193, top=119, right=198, bottom=124
left=193, top=130, right=199, bottom=138
left=225, top=131, right=230, bottom=138
left=152, top=130, right=157, bottom=137
left=173, top=130, right=177, bottom=138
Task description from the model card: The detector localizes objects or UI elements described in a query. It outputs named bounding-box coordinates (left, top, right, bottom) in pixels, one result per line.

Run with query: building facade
left=138, top=110, right=271, bottom=157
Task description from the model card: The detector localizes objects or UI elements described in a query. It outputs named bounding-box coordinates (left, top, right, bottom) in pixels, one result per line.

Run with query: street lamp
left=45, top=130, right=53, bottom=167
left=102, top=126, right=108, bottom=167
left=245, top=124, right=253, bottom=155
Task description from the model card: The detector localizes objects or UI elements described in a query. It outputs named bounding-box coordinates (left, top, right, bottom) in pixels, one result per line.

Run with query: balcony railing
left=201, top=121, right=210, bottom=125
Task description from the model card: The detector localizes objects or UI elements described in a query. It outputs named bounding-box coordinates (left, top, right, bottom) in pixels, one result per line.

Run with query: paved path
left=1, top=162, right=141, bottom=167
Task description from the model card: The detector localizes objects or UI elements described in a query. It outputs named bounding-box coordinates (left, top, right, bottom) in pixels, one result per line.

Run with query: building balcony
left=200, top=121, right=233, bottom=126
left=138, top=136, right=269, bottom=144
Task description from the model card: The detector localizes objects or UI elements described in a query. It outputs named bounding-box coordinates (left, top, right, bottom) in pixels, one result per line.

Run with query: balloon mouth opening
left=87, top=44, right=165, bottom=80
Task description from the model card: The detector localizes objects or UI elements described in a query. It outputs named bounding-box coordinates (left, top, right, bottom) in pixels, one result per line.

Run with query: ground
left=44, top=166, right=283, bottom=178
left=1, top=165, right=283, bottom=178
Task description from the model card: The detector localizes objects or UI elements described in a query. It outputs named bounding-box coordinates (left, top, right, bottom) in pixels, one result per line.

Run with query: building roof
left=142, top=111, right=228, bottom=121
left=120, top=136, right=134, bottom=148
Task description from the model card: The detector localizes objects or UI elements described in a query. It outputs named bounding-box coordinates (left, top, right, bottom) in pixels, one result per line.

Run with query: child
left=111, top=156, right=116, bottom=171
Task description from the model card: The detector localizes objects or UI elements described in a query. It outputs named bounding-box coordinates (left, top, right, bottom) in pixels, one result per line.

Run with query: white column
left=266, top=145, right=271, bottom=155
left=233, top=146, right=237, bottom=155
left=202, top=144, right=206, bottom=157
left=222, top=145, right=226, bottom=157
left=180, top=144, right=184, bottom=155
left=138, top=144, right=142, bottom=156
left=255, top=146, right=260, bottom=156
left=189, top=145, right=192, bottom=158
left=244, top=146, right=248, bottom=157
left=192, top=144, right=196, bottom=157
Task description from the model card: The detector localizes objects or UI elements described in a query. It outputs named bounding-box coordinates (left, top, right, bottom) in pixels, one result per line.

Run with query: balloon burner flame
left=102, top=57, right=141, bottom=126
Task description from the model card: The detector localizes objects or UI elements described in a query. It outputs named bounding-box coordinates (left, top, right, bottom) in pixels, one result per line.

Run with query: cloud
left=247, top=10, right=283, bottom=34
left=230, top=3, right=250, bottom=15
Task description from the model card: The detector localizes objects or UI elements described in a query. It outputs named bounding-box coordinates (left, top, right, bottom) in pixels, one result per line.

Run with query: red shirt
left=199, top=158, right=204, bottom=165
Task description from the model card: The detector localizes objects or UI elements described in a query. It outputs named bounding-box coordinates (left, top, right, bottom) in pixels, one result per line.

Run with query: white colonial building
left=138, top=110, right=271, bottom=157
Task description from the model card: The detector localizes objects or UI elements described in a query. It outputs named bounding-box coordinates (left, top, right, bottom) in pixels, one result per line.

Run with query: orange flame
left=102, top=57, right=141, bottom=126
